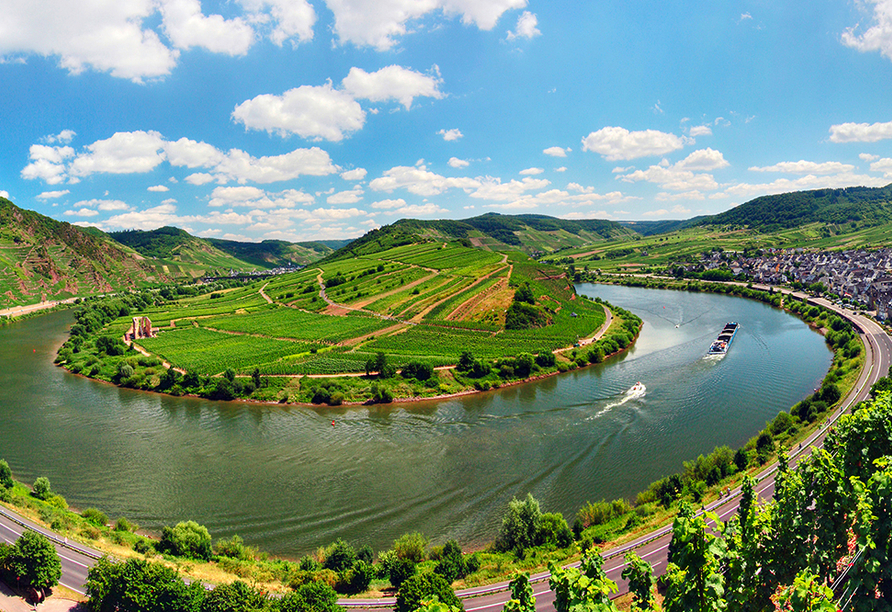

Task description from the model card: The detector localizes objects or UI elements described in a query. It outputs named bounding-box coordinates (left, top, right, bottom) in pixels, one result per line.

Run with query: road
left=0, top=294, right=887, bottom=610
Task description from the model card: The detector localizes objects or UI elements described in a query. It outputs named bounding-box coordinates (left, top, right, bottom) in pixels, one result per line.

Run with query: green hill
left=205, top=238, right=349, bottom=268
left=696, top=184, right=892, bottom=231
left=0, top=198, right=170, bottom=307
left=328, top=213, right=637, bottom=260
left=108, top=227, right=260, bottom=271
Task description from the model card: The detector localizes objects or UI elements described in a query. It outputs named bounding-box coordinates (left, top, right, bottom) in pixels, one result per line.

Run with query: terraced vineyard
left=93, top=241, right=620, bottom=403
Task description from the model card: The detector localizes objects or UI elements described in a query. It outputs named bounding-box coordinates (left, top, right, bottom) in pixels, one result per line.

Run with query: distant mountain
left=108, top=226, right=257, bottom=270
left=328, top=213, right=638, bottom=260
left=205, top=237, right=349, bottom=268
left=617, top=218, right=704, bottom=236
left=0, top=198, right=170, bottom=307
left=696, top=184, right=892, bottom=231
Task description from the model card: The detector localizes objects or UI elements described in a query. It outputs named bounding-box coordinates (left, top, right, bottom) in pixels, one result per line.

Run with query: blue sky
left=4, top=0, right=892, bottom=242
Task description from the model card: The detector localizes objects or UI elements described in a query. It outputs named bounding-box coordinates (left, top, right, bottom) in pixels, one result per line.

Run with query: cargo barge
left=708, top=322, right=739, bottom=355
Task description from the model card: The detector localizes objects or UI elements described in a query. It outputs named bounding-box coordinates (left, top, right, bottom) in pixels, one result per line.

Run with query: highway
left=0, top=293, right=887, bottom=611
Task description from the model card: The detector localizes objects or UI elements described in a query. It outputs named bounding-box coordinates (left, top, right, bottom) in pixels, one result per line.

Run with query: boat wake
left=590, top=383, right=646, bottom=418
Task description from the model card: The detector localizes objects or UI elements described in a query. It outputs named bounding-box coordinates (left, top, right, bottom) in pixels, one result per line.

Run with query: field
left=114, top=242, right=609, bottom=388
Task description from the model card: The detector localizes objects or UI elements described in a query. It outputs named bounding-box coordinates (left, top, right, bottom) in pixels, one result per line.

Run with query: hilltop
left=327, top=213, right=637, bottom=260
left=109, top=226, right=346, bottom=269
left=0, top=197, right=174, bottom=307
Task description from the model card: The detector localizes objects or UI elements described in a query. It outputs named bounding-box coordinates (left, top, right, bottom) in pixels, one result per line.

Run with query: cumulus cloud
left=370, top=163, right=481, bottom=196
left=69, top=130, right=166, bottom=177
left=582, top=126, right=687, bottom=161
left=148, top=185, right=170, bottom=192
left=469, top=176, right=550, bottom=200
left=643, top=204, right=692, bottom=217
left=36, top=189, right=70, bottom=200
left=160, top=0, right=255, bottom=55
left=325, top=0, right=526, bottom=50
left=63, top=208, right=99, bottom=217
left=42, top=130, right=76, bottom=144
left=327, top=187, right=364, bottom=204
left=689, top=125, right=712, bottom=137
left=0, top=0, right=319, bottom=81
left=67, top=198, right=132, bottom=213
left=842, top=0, right=892, bottom=61
left=829, top=119, right=892, bottom=143
left=21, top=144, right=75, bottom=184
left=342, top=65, right=443, bottom=110
left=870, top=157, right=892, bottom=177
left=861, top=153, right=880, bottom=162
left=393, top=203, right=448, bottom=215
left=233, top=83, right=365, bottom=141
left=554, top=166, right=567, bottom=172
left=506, top=11, right=540, bottom=40
left=618, top=149, right=728, bottom=192
left=748, top=160, right=855, bottom=174
left=543, top=146, right=569, bottom=157
left=448, top=157, right=470, bottom=168
left=519, top=167, right=544, bottom=175
left=340, top=168, right=367, bottom=181
left=717, top=173, right=888, bottom=199
left=438, top=128, right=464, bottom=141
left=371, top=198, right=406, bottom=209
left=21, top=130, right=338, bottom=186
left=208, top=186, right=314, bottom=208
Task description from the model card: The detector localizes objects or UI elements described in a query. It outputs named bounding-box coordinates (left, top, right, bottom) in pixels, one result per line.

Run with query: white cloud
left=164, top=137, right=226, bottom=168
left=185, top=173, right=216, bottom=185
left=342, top=65, right=443, bottom=110
left=748, top=160, right=855, bottom=174
left=36, top=189, right=70, bottom=200
left=519, top=167, right=544, bottom=175
left=371, top=198, right=406, bottom=209
left=0, top=191, right=9, bottom=199
left=327, top=187, right=364, bottom=204
left=21, top=144, right=74, bottom=184
left=438, top=128, right=464, bottom=141
left=232, top=82, right=365, bottom=141
left=213, top=147, right=337, bottom=183
left=0, top=0, right=178, bottom=81
left=469, top=176, right=550, bottom=200
left=63, top=208, right=99, bottom=217
left=209, top=186, right=314, bottom=208
left=829, top=119, right=892, bottom=143
left=870, top=157, right=892, bottom=177
left=554, top=166, right=567, bottom=172
left=543, top=146, right=569, bottom=157
left=341, top=168, right=367, bottom=181
left=325, top=0, right=526, bottom=50
left=393, top=203, right=447, bottom=215
left=718, top=173, right=888, bottom=199
left=689, top=125, right=712, bottom=137
left=448, top=157, right=470, bottom=168
left=506, top=11, right=540, bottom=40
left=42, top=129, right=76, bottom=144
left=99, top=203, right=186, bottom=230
left=674, top=148, right=729, bottom=171
left=861, top=153, right=880, bottom=162
left=239, top=0, right=316, bottom=46
left=148, top=185, right=170, bottom=192
left=71, top=198, right=132, bottom=212
left=69, top=130, right=166, bottom=177
left=842, top=0, right=892, bottom=61
left=370, top=164, right=481, bottom=196
left=656, top=192, right=703, bottom=202
left=160, top=0, right=254, bottom=55
left=643, top=204, right=692, bottom=217
left=161, top=198, right=177, bottom=205
left=582, top=126, right=686, bottom=161
left=740, top=12, right=752, bottom=21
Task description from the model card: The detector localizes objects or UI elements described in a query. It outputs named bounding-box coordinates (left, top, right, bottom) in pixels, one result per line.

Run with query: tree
left=200, top=580, right=267, bottom=612
left=323, top=538, right=356, bottom=573
left=495, top=494, right=542, bottom=554
left=158, top=521, right=213, bottom=561
left=32, top=476, right=52, bottom=500
left=396, top=572, right=463, bottom=612
left=434, top=540, right=471, bottom=584
left=0, top=459, right=13, bottom=490
left=279, top=581, right=339, bottom=612
left=86, top=556, right=203, bottom=612
left=393, top=532, right=428, bottom=563
left=502, top=573, right=535, bottom=612
left=12, top=531, right=61, bottom=593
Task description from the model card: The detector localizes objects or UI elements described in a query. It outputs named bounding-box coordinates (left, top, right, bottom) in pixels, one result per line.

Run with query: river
left=0, top=284, right=831, bottom=556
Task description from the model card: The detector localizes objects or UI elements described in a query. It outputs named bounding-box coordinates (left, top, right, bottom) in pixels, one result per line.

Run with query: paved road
left=0, top=294, right=887, bottom=611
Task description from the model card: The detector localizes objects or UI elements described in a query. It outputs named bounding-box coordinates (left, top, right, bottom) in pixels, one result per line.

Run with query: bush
left=158, top=520, right=212, bottom=560
left=323, top=539, right=356, bottom=573
left=396, top=572, right=463, bottom=612
left=0, top=459, right=13, bottom=490
left=393, top=532, right=428, bottom=563
left=535, top=352, right=556, bottom=368
left=402, top=362, right=434, bottom=381
left=536, top=512, right=573, bottom=549
left=280, top=580, right=339, bottom=612
left=495, top=494, right=541, bottom=554
left=115, top=517, right=137, bottom=533
left=32, top=476, right=52, bottom=501
left=339, top=559, right=374, bottom=594
left=82, top=508, right=109, bottom=527
left=389, top=558, right=417, bottom=589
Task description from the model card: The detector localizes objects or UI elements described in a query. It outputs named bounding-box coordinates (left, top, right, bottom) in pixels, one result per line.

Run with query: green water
left=0, top=285, right=831, bottom=555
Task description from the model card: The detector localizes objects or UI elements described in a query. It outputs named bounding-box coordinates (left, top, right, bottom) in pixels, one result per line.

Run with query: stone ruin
left=126, top=316, right=155, bottom=341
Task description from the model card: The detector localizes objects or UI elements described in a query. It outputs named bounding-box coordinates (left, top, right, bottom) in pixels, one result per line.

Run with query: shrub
left=396, top=572, right=463, bottom=612
left=393, top=532, right=428, bottom=563
left=280, top=580, right=339, bottom=612
left=495, top=494, right=541, bottom=554
left=0, top=459, right=13, bottom=490
left=115, top=517, right=137, bottom=532
left=81, top=508, right=109, bottom=527
left=158, top=520, right=212, bottom=560
left=536, top=512, right=573, bottom=549
left=323, top=539, right=356, bottom=573
left=32, top=476, right=52, bottom=501
left=389, top=558, right=417, bottom=589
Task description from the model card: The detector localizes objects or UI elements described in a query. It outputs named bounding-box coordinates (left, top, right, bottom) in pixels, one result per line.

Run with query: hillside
left=205, top=237, right=349, bottom=268
left=0, top=198, right=169, bottom=307
left=108, top=227, right=263, bottom=272
left=327, top=213, right=637, bottom=260
left=696, top=184, right=892, bottom=231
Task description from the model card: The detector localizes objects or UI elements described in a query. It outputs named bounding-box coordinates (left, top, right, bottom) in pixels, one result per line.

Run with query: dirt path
left=128, top=342, right=186, bottom=374
left=259, top=282, right=273, bottom=304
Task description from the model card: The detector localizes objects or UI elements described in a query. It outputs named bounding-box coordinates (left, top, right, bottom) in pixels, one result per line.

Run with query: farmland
left=65, top=241, right=625, bottom=404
